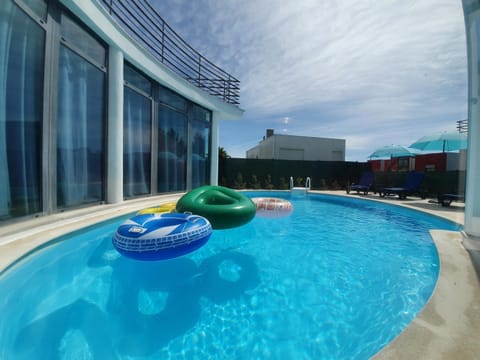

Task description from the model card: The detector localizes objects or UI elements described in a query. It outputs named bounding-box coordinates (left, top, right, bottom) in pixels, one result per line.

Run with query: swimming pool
left=0, top=192, right=459, bottom=359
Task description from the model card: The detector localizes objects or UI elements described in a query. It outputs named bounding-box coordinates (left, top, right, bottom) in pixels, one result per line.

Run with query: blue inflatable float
left=112, top=213, right=212, bottom=261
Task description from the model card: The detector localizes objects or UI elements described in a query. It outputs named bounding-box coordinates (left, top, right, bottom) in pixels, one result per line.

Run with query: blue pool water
left=0, top=193, right=459, bottom=359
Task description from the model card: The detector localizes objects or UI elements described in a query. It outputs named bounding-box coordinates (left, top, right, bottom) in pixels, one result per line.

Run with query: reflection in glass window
left=57, top=45, right=105, bottom=208
left=157, top=106, right=186, bottom=192
left=61, top=13, right=106, bottom=67
left=124, top=87, right=151, bottom=197
left=125, top=63, right=151, bottom=95
left=397, top=158, right=409, bottom=172
left=190, top=106, right=211, bottom=188
left=159, top=86, right=187, bottom=112
left=22, top=0, right=48, bottom=22
left=0, top=2, right=44, bottom=218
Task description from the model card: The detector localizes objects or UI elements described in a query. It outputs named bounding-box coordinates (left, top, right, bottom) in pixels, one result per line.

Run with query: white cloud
left=152, top=0, right=467, bottom=160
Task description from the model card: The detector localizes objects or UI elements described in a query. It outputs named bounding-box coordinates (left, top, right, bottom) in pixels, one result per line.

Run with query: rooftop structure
left=457, top=119, right=468, bottom=134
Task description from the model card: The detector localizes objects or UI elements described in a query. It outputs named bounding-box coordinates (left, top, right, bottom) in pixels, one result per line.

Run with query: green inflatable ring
left=176, top=185, right=256, bottom=229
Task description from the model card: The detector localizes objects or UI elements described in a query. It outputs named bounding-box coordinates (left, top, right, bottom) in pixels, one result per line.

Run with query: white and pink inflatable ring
left=251, top=197, right=294, bottom=218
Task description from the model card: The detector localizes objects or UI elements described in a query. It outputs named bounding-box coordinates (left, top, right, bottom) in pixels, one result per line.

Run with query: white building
left=0, top=0, right=242, bottom=221
left=246, top=129, right=345, bottom=161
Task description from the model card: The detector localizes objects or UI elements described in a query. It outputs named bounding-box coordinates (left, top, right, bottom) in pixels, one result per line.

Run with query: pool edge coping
left=0, top=194, right=183, bottom=272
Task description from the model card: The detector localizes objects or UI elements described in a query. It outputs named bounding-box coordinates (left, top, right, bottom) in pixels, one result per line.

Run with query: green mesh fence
left=218, top=158, right=466, bottom=198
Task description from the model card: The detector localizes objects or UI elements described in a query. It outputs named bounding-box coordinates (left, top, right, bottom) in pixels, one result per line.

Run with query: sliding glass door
left=190, top=105, right=211, bottom=188
left=123, top=87, right=152, bottom=197
left=0, top=2, right=45, bottom=218
left=157, top=106, right=187, bottom=192
left=56, top=13, right=106, bottom=208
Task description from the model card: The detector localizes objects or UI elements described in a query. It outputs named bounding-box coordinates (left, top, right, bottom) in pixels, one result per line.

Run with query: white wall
left=247, top=134, right=345, bottom=161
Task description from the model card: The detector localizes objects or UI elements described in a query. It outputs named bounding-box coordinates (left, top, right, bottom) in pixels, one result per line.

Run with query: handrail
left=290, top=176, right=310, bottom=193
left=98, top=0, right=240, bottom=106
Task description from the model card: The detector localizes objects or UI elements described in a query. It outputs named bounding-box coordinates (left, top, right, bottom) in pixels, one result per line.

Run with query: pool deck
left=0, top=190, right=479, bottom=359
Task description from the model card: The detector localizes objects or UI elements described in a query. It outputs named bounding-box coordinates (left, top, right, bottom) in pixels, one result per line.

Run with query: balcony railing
left=99, top=0, right=240, bottom=106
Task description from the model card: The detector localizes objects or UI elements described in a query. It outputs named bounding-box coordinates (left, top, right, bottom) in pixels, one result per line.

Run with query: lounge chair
left=346, top=171, right=375, bottom=195
left=379, top=171, right=425, bottom=200
left=437, top=193, right=464, bottom=207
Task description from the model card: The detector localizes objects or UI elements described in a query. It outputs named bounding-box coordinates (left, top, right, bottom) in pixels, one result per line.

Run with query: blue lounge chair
left=379, top=171, right=425, bottom=200
left=347, top=171, right=375, bottom=195
left=437, top=193, right=464, bottom=207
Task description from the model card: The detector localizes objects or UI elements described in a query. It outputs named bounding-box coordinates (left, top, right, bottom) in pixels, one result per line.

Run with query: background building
left=369, top=151, right=467, bottom=172
left=246, top=129, right=345, bottom=161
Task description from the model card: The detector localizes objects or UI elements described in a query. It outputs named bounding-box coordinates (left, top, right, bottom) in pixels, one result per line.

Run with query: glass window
left=124, top=87, right=152, bottom=197
left=21, top=0, right=48, bottom=22
left=0, top=1, right=45, bottom=219
left=190, top=105, right=211, bottom=188
left=57, top=45, right=106, bottom=208
left=157, top=106, right=187, bottom=192
left=159, top=85, right=187, bottom=112
left=125, top=63, right=152, bottom=95
left=60, top=13, right=106, bottom=67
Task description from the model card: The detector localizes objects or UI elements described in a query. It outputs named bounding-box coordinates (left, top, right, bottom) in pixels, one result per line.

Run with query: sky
left=151, top=0, right=468, bottom=161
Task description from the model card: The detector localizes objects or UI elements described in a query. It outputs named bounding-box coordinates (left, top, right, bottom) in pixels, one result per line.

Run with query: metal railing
left=290, top=176, right=311, bottom=194
left=99, top=0, right=240, bottom=106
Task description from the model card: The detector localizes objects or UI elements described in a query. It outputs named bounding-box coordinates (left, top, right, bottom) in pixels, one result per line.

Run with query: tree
left=218, top=147, right=230, bottom=159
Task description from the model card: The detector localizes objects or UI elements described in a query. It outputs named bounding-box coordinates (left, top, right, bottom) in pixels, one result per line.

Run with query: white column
left=107, top=46, right=124, bottom=204
left=464, top=8, right=480, bottom=238
left=464, top=155, right=480, bottom=238
left=210, top=112, right=219, bottom=185
left=464, top=95, right=480, bottom=236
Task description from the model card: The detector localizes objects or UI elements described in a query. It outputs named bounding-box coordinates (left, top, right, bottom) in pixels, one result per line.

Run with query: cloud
left=151, top=0, right=467, bottom=160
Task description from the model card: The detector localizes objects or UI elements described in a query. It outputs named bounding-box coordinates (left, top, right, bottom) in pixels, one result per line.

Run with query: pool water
left=0, top=193, right=459, bottom=359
